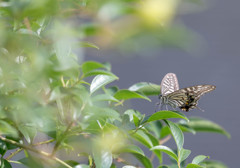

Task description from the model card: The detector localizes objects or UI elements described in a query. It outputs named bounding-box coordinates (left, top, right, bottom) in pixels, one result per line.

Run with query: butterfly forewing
left=160, top=73, right=179, bottom=96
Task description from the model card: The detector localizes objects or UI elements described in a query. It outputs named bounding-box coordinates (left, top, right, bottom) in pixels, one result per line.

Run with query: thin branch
left=0, top=136, right=72, bottom=168
left=159, top=135, right=171, bottom=145
left=6, top=148, right=23, bottom=160
left=51, top=121, right=74, bottom=156
left=23, top=17, right=31, bottom=30
left=6, top=139, right=54, bottom=160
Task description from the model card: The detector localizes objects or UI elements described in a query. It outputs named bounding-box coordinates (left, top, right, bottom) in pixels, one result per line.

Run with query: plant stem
left=6, top=139, right=54, bottom=160
left=0, top=136, right=72, bottom=168
left=6, top=148, right=23, bottom=160
left=51, top=121, right=73, bottom=156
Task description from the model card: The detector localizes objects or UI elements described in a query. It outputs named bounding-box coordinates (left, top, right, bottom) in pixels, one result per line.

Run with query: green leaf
left=131, top=130, right=154, bottom=148
left=18, top=124, right=37, bottom=144
left=132, top=153, right=153, bottom=168
left=118, top=145, right=145, bottom=156
left=180, top=117, right=230, bottom=138
left=114, top=90, right=151, bottom=101
left=179, top=148, right=191, bottom=163
left=92, top=94, right=119, bottom=102
left=82, top=61, right=107, bottom=75
left=192, top=155, right=209, bottom=164
left=146, top=111, right=189, bottom=123
left=150, top=145, right=178, bottom=161
left=128, top=82, right=160, bottom=96
left=0, top=158, right=12, bottom=168
left=84, top=107, right=120, bottom=121
left=18, top=156, right=45, bottom=168
left=124, top=109, right=142, bottom=127
left=83, top=69, right=116, bottom=78
left=145, top=120, right=163, bottom=139
left=178, top=125, right=196, bottom=135
left=0, top=140, right=7, bottom=155
left=201, top=160, right=228, bottom=168
left=0, top=120, right=18, bottom=138
left=186, top=164, right=203, bottom=168
left=164, top=120, right=184, bottom=152
left=90, top=75, right=118, bottom=94
left=93, top=149, right=112, bottom=168
left=79, top=42, right=99, bottom=49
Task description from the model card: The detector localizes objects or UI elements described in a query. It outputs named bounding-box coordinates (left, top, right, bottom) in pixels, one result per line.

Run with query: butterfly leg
left=155, top=100, right=161, bottom=112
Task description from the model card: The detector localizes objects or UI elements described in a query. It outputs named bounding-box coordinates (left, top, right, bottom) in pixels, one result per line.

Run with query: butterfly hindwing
left=170, top=85, right=216, bottom=111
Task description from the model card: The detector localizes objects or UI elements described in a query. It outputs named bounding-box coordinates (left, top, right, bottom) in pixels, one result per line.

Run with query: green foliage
left=0, top=0, right=230, bottom=168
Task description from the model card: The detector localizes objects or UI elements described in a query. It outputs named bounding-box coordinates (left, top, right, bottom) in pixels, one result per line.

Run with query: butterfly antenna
left=196, top=106, right=205, bottom=112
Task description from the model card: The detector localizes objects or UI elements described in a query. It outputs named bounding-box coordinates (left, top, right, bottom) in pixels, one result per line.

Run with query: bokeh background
left=86, top=0, right=239, bottom=167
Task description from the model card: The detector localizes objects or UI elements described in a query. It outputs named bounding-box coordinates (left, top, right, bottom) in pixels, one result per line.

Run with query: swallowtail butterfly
left=160, top=73, right=216, bottom=112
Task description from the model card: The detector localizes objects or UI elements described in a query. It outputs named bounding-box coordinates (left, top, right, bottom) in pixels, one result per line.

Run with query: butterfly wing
left=160, top=73, right=179, bottom=96
left=167, top=85, right=216, bottom=111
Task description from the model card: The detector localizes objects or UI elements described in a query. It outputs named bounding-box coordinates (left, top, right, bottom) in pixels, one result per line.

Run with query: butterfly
left=159, top=73, right=216, bottom=112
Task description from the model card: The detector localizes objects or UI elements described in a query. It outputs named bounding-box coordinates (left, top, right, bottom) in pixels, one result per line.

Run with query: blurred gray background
left=86, top=0, right=239, bottom=167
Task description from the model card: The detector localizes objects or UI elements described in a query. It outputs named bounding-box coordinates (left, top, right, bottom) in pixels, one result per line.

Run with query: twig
left=6, top=139, right=54, bottom=160
left=0, top=136, right=72, bottom=168
left=159, top=135, right=171, bottom=145
left=51, top=121, right=74, bottom=156
left=6, top=148, right=23, bottom=160
left=23, top=17, right=31, bottom=30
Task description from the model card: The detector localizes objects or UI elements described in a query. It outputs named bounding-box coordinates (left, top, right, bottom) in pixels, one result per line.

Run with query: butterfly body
left=160, top=73, right=216, bottom=112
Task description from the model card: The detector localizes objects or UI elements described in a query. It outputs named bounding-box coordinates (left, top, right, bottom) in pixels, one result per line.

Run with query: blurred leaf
left=118, top=145, right=145, bottom=156
left=0, top=157, right=12, bottom=168
left=105, top=86, right=119, bottom=96
left=84, top=106, right=120, bottom=121
left=192, top=155, right=209, bottom=164
left=179, top=117, right=231, bottom=138
left=58, top=160, right=80, bottom=167
left=92, top=94, right=119, bottom=102
left=186, top=164, right=203, bottom=168
left=79, top=42, right=99, bottom=49
left=128, top=82, right=160, bottom=96
left=114, top=90, right=151, bottom=101
left=201, top=160, right=228, bottom=168
left=160, top=123, right=196, bottom=138
left=0, top=120, right=18, bottom=138
left=18, top=124, right=37, bottom=144
left=122, top=166, right=137, bottom=168
left=93, top=149, right=112, bottom=168
left=90, top=75, right=118, bottom=94
left=145, top=120, right=163, bottom=139
left=83, top=69, right=117, bottom=78
left=18, top=156, right=45, bottom=168
left=132, top=153, right=153, bottom=168
left=0, top=140, right=7, bottom=155
left=178, top=125, right=196, bottom=135
left=179, top=148, right=191, bottom=163
left=131, top=130, right=155, bottom=148
left=145, top=111, right=188, bottom=124
left=164, top=120, right=184, bottom=152
left=124, top=109, right=142, bottom=127
left=82, top=61, right=108, bottom=75
left=151, top=145, right=178, bottom=161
